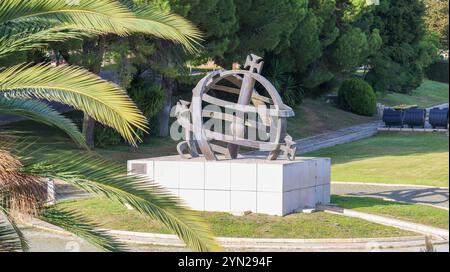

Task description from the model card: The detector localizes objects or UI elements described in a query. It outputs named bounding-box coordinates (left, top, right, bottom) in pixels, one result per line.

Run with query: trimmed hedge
left=338, top=79, right=377, bottom=116
left=426, top=60, right=449, bottom=83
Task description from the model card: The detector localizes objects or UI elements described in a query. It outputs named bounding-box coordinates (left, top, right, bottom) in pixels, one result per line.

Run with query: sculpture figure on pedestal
left=175, top=54, right=296, bottom=161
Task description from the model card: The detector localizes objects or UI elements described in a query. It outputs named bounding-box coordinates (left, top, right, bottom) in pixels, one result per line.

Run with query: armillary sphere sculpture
left=175, top=54, right=297, bottom=161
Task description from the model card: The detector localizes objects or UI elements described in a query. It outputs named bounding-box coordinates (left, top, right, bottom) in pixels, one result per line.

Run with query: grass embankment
left=378, top=80, right=449, bottom=108
left=333, top=196, right=449, bottom=229
left=307, top=132, right=449, bottom=187
left=287, top=99, right=377, bottom=139
left=56, top=197, right=414, bottom=238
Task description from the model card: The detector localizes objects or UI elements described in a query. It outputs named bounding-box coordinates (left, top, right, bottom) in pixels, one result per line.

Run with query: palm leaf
left=0, top=97, right=87, bottom=148
left=0, top=64, right=148, bottom=146
left=0, top=206, right=29, bottom=252
left=15, top=149, right=221, bottom=252
left=0, top=209, right=28, bottom=252
left=128, top=5, right=202, bottom=53
left=0, top=25, right=98, bottom=58
left=0, top=0, right=202, bottom=52
left=39, top=206, right=126, bottom=252
left=0, top=219, right=23, bottom=252
left=0, top=0, right=135, bottom=34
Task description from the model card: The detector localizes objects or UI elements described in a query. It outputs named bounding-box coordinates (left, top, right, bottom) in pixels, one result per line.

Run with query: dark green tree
left=424, top=0, right=449, bottom=50
left=221, top=0, right=307, bottom=66
left=183, top=0, right=239, bottom=64
left=267, top=0, right=382, bottom=97
left=366, top=0, right=439, bottom=94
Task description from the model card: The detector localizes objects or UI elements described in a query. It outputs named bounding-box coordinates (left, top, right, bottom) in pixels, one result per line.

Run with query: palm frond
left=0, top=64, right=148, bottom=146
left=0, top=0, right=202, bottom=52
left=0, top=25, right=98, bottom=58
left=128, top=6, right=202, bottom=53
left=0, top=97, right=87, bottom=148
left=0, top=0, right=135, bottom=35
left=0, top=149, right=47, bottom=216
left=39, top=206, right=125, bottom=252
left=0, top=206, right=29, bottom=251
left=0, top=218, right=23, bottom=252
left=0, top=207, right=28, bottom=252
left=16, top=149, right=221, bottom=252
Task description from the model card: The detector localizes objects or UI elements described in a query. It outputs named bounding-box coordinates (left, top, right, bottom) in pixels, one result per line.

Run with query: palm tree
left=0, top=0, right=219, bottom=252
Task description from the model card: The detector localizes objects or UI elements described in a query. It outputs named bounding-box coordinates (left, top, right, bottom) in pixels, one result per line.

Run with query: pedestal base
left=127, top=156, right=331, bottom=216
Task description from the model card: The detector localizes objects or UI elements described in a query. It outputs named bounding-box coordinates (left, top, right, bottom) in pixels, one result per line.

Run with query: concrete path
left=332, top=183, right=449, bottom=209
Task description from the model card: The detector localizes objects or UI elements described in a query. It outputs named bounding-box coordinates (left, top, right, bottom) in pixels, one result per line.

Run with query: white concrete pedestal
left=127, top=156, right=331, bottom=216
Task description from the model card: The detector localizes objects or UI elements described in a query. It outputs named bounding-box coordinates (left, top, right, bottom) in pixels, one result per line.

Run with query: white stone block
left=230, top=191, right=257, bottom=213
left=230, top=162, right=257, bottom=191
left=288, top=190, right=301, bottom=211
left=301, top=160, right=317, bottom=188
left=312, top=159, right=320, bottom=186
left=205, top=190, right=230, bottom=212
left=323, top=184, right=331, bottom=204
left=179, top=161, right=204, bottom=189
left=299, top=187, right=316, bottom=209
left=257, top=164, right=283, bottom=192
left=257, top=192, right=283, bottom=216
left=154, top=161, right=179, bottom=189
left=128, top=155, right=331, bottom=216
left=205, top=162, right=231, bottom=190
left=179, top=189, right=204, bottom=211
left=323, top=159, right=331, bottom=185
left=315, top=185, right=323, bottom=206
left=296, top=161, right=311, bottom=189
left=283, top=163, right=303, bottom=191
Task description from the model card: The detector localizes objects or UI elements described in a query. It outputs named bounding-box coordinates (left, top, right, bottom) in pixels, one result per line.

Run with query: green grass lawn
left=377, top=80, right=449, bottom=108
left=306, top=132, right=449, bottom=187
left=56, top=197, right=414, bottom=238
left=332, top=196, right=449, bottom=229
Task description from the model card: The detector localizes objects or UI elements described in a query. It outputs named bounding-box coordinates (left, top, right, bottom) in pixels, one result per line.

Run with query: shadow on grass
left=332, top=186, right=449, bottom=207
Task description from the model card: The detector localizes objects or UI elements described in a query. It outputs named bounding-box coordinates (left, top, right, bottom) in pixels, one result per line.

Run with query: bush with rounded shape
left=338, top=79, right=377, bottom=116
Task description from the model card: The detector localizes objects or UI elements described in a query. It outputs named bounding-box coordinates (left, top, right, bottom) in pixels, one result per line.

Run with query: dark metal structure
left=404, top=108, right=426, bottom=128
left=382, top=108, right=404, bottom=127
left=429, top=108, right=449, bottom=129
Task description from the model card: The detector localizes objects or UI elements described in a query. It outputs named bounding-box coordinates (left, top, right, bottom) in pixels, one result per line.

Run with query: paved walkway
left=332, top=183, right=449, bottom=209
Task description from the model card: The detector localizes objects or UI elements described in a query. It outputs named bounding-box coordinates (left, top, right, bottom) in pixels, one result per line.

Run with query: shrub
left=177, top=74, right=204, bottom=94
left=426, top=60, right=449, bottom=83
left=338, top=79, right=377, bottom=116
left=94, top=83, right=166, bottom=147
left=94, top=125, right=123, bottom=148
left=128, top=84, right=165, bottom=120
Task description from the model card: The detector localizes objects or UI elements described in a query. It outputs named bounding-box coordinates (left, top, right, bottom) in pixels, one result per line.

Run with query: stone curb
left=23, top=217, right=448, bottom=251
left=318, top=205, right=449, bottom=240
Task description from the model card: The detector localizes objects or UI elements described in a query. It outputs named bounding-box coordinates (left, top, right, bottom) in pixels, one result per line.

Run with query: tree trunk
left=157, top=76, right=176, bottom=137
left=81, top=37, right=106, bottom=148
